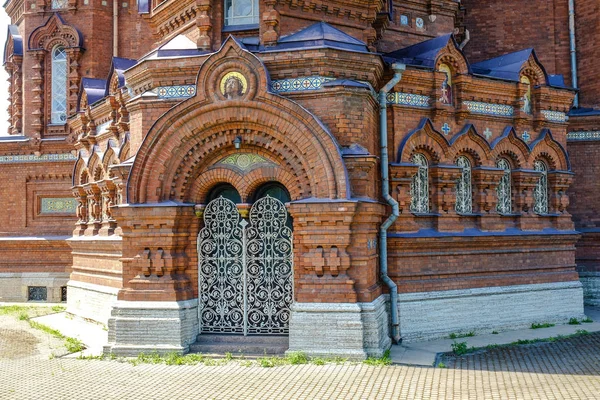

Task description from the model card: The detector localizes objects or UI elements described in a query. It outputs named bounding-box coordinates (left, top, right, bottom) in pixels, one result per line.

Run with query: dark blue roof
left=384, top=34, right=455, bottom=69
left=3, top=25, right=22, bottom=65
left=568, top=107, right=600, bottom=117
left=79, top=78, right=107, bottom=110
left=471, top=48, right=548, bottom=84
left=271, top=22, right=369, bottom=53
left=548, top=74, right=567, bottom=88
left=106, top=57, right=137, bottom=95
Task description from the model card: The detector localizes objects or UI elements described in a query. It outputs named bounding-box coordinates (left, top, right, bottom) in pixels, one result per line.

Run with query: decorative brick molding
left=387, top=92, right=431, bottom=108
left=0, top=153, right=77, bottom=164
left=463, top=101, right=514, bottom=117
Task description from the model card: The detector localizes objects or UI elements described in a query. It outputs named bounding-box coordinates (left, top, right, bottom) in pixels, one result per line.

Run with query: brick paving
left=2, top=314, right=600, bottom=400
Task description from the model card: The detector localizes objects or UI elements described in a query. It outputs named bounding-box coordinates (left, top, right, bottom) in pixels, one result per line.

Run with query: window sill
left=222, top=24, right=259, bottom=33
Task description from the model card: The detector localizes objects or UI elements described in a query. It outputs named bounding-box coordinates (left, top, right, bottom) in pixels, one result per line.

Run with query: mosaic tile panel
left=567, top=131, right=600, bottom=141
left=270, top=76, right=335, bottom=93
left=0, top=153, right=77, bottom=164
left=541, top=110, right=568, bottom=123
left=157, top=85, right=197, bottom=99
left=463, top=101, right=514, bottom=117
left=216, top=153, right=274, bottom=171
left=386, top=92, right=432, bottom=108
left=41, top=198, right=78, bottom=214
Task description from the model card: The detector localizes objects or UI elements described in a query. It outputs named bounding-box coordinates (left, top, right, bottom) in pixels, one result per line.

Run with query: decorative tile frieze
left=41, top=197, right=77, bottom=214
left=567, top=131, right=600, bottom=141
left=386, top=92, right=431, bottom=108
left=541, top=110, right=568, bottom=123
left=0, top=153, right=77, bottom=164
left=463, top=101, right=514, bottom=117
left=157, top=85, right=196, bottom=99
left=270, top=76, right=335, bottom=93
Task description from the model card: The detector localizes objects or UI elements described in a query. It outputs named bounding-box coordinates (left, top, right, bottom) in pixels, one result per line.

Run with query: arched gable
left=434, top=36, right=470, bottom=75
left=28, top=14, right=83, bottom=51
left=127, top=37, right=350, bottom=204
left=448, top=124, right=491, bottom=166
left=397, top=118, right=450, bottom=164
left=490, top=127, right=530, bottom=169
left=520, top=49, right=548, bottom=86
left=529, top=129, right=570, bottom=171
left=3, top=25, right=23, bottom=64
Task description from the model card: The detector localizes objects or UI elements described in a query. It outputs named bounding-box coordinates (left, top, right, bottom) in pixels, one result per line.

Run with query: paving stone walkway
left=2, top=313, right=600, bottom=400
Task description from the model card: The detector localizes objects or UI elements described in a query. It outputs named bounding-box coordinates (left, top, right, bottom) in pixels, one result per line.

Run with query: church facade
left=1, top=0, right=596, bottom=357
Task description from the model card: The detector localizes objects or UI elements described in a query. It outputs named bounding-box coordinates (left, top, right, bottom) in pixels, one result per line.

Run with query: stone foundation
left=580, top=272, right=600, bottom=306
left=398, top=281, right=585, bottom=341
left=288, top=295, right=391, bottom=360
left=0, top=272, right=69, bottom=302
left=104, top=299, right=199, bottom=356
left=66, top=280, right=120, bottom=325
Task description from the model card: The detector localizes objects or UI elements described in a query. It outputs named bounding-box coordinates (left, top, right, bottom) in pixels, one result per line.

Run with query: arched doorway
left=197, top=182, right=293, bottom=336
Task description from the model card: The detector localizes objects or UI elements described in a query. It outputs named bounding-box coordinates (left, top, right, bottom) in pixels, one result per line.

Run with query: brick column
left=429, top=165, right=462, bottom=232
left=548, top=171, right=575, bottom=231
left=513, top=169, right=543, bottom=230
left=472, top=167, right=506, bottom=231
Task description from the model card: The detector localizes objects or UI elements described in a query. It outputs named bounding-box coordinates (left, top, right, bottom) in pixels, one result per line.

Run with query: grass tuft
left=448, top=331, right=475, bottom=339
left=363, top=350, right=392, bottom=366
left=568, top=318, right=581, bottom=325
left=530, top=322, right=555, bottom=329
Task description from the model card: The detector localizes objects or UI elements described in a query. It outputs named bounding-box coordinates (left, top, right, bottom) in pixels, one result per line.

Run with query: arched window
left=496, top=158, right=512, bottom=214
left=533, top=160, right=548, bottom=214
left=51, top=46, right=68, bottom=124
left=208, top=183, right=242, bottom=203
left=253, top=183, right=291, bottom=204
left=410, top=153, right=429, bottom=213
left=455, top=156, right=472, bottom=214
left=224, top=0, right=259, bottom=27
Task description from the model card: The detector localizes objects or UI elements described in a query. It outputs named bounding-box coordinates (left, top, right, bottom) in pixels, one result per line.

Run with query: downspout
left=113, top=0, right=119, bottom=57
left=568, top=0, right=578, bottom=107
left=378, top=63, right=406, bottom=344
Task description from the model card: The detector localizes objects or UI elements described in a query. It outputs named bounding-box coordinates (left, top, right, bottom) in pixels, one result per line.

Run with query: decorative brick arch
left=128, top=37, right=349, bottom=204
left=28, top=14, right=84, bottom=135
left=397, top=118, right=450, bottom=164
left=435, top=38, right=470, bottom=76
left=490, top=127, right=530, bottom=169
left=529, top=129, right=570, bottom=171
left=448, top=125, right=492, bottom=167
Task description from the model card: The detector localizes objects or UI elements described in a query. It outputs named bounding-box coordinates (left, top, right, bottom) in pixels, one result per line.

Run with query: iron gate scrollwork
left=198, top=195, right=293, bottom=335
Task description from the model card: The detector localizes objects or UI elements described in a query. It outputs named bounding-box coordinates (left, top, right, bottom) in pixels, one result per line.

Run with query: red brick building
left=0, top=0, right=592, bottom=357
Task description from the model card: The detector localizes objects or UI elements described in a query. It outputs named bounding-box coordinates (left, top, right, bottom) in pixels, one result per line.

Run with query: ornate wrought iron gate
left=197, top=196, right=293, bottom=335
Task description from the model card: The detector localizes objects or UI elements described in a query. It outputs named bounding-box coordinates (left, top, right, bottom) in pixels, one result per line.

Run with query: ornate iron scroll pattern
left=198, top=195, right=293, bottom=335
left=198, top=197, right=246, bottom=334
left=246, top=196, right=293, bottom=334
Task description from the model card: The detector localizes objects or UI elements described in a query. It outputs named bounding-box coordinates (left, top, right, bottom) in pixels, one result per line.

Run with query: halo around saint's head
left=220, top=72, right=248, bottom=99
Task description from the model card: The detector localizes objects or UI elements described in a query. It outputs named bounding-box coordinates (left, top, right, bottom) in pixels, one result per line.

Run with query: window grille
left=410, top=153, right=429, bottom=213
left=51, top=0, right=68, bottom=9
left=496, top=159, right=512, bottom=214
left=455, top=156, right=472, bottom=214
left=224, top=0, right=259, bottom=26
left=533, top=160, right=549, bottom=214
left=51, top=46, right=68, bottom=124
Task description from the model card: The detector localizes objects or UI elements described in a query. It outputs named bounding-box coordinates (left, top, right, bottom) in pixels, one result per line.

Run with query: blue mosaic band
left=270, top=76, right=335, bottom=93
left=157, top=85, right=197, bottom=99
left=567, top=131, right=600, bottom=141
left=463, top=101, right=514, bottom=117
left=0, top=153, right=77, bottom=164
left=386, top=92, right=431, bottom=107
left=541, top=110, right=568, bottom=123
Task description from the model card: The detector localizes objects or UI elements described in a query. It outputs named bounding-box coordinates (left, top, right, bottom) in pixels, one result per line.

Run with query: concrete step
left=190, top=334, right=289, bottom=356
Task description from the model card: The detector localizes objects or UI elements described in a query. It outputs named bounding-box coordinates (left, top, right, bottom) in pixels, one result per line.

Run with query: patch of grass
left=451, top=341, right=472, bottom=356
left=18, top=311, right=29, bottom=321
left=486, top=344, right=500, bottom=350
left=363, top=350, right=391, bottom=366
left=568, top=318, right=581, bottom=325
left=51, top=305, right=66, bottom=313
left=436, top=362, right=446, bottom=368
left=65, top=337, right=85, bottom=353
left=448, top=331, right=475, bottom=339
left=582, top=317, right=593, bottom=323
left=576, top=329, right=589, bottom=335
left=0, top=305, right=31, bottom=316
left=491, top=331, right=499, bottom=335
left=531, top=322, right=555, bottom=329
left=286, top=351, right=309, bottom=365
left=28, top=320, right=64, bottom=338
left=311, top=357, right=326, bottom=366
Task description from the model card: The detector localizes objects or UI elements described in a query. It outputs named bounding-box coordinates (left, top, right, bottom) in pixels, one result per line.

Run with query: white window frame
left=51, top=46, right=68, bottom=125
left=496, top=158, right=512, bottom=214
left=533, top=160, right=549, bottom=214
left=410, top=153, right=429, bottom=214
left=224, top=0, right=259, bottom=27
left=455, top=156, right=472, bottom=214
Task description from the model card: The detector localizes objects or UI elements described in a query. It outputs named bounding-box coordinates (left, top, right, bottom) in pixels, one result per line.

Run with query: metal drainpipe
left=569, top=0, right=579, bottom=107
left=113, top=0, right=119, bottom=58
left=378, top=63, right=406, bottom=344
